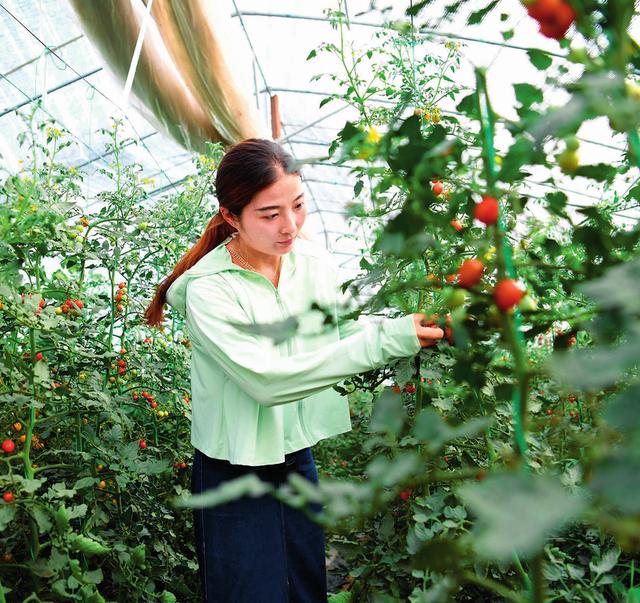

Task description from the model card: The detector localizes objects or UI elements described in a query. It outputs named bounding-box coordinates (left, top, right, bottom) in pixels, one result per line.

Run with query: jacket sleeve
left=185, top=276, right=421, bottom=408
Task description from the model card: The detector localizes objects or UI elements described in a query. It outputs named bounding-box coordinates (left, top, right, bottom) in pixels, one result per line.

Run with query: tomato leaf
left=458, top=473, right=584, bottom=560
left=527, top=49, right=553, bottom=70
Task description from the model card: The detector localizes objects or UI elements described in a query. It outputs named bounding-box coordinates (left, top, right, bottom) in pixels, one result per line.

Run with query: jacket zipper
left=243, top=270, right=315, bottom=444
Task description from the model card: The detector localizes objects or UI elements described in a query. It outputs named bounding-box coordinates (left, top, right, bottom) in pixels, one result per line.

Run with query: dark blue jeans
left=191, top=447, right=328, bottom=603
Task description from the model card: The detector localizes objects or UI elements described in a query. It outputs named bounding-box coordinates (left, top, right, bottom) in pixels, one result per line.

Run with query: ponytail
left=143, top=213, right=234, bottom=329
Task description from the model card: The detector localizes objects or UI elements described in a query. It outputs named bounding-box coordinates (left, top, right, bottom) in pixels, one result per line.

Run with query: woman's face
left=233, top=172, right=307, bottom=257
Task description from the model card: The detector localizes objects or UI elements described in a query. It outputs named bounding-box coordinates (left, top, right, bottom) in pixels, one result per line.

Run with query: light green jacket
left=166, top=234, right=421, bottom=466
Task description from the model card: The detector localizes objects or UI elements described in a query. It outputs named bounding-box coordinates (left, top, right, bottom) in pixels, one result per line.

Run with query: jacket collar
left=166, top=234, right=298, bottom=317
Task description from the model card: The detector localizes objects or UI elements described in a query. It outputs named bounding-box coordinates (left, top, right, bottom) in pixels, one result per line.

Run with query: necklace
left=227, top=239, right=281, bottom=285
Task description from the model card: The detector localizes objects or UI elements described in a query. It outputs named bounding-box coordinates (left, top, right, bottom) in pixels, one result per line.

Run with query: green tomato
left=69, top=231, right=77, bottom=239
left=445, top=288, right=468, bottom=310
left=139, top=223, right=148, bottom=231
left=519, top=294, right=538, bottom=312
left=566, top=137, right=580, bottom=152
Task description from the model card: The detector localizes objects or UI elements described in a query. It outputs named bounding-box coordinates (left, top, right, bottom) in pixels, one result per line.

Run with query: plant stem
left=513, top=552, right=532, bottom=593
left=531, top=552, right=545, bottom=603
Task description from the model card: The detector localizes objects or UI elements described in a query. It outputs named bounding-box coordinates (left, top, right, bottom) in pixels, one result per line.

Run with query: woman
left=144, top=139, right=443, bottom=602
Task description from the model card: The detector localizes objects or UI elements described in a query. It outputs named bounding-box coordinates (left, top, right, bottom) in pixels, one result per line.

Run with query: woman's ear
left=219, top=207, right=237, bottom=227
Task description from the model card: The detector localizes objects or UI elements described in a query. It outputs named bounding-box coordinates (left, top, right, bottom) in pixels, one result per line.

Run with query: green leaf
left=0, top=505, right=17, bottom=530
left=354, top=180, right=364, bottom=198
left=32, top=506, right=52, bottom=534
left=306, top=49, right=317, bottom=60
left=229, top=315, right=299, bottom=346
left=527, top=49, right=553, bottom=70
left=412, top=407, right=492, bottom=454
left=589, top=451, right=640, bottom=514
left=547, top=335, right=640, bottom=391
left=590, top=549, right=620, bottom=575
left=328, top=591, right=352, bottom=603
left=456, top=93, right=478, bottom=119
left=369, top=389, right=407, bottom=437
left=181, top=473, right=274, bottom=510
left=69, top=534, right=111, bottom=556
left=468, top=0, right=499, bottom=25
left=502, top=30, right=514, bottom=41
left=545, top=191, right=569, bottom=218
left=458, top=473, right=584, bottom=560
left=514, top=83, right=544, bottom=107
left=574, top=163, right=618, bottom=183
left=629, top=587, right=640, bottom=603
left=55, top=504, right=70, bottom=536
left=159, top=591, right=178, bottom=603
left=129, top=544, right=145, bottom=567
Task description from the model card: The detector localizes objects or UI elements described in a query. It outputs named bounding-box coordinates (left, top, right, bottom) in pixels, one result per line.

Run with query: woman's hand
left=413, top=313, right=445, bottom=348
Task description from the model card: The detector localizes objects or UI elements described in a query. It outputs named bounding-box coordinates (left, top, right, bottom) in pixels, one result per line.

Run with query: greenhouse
left=1, top=0, right=639, bottom=601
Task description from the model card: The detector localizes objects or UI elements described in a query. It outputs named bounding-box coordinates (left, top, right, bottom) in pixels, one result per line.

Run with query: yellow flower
left=366, top=128, right=382, bottom=144
left=495, top=156, right=503, bottom=166
left=18, top=159, right=23, bottom=164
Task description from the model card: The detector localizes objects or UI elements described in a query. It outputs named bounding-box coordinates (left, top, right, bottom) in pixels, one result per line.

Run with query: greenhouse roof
left=0, top=0, right=635, bottom=282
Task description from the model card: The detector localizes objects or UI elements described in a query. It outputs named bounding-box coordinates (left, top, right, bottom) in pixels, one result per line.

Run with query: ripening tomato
left=524, top=0, right=560, bottom=21
left=473, top=196, right=500, bottom=225
left=457, top=258, right=485, bottom=289
left=494, top=279, right=525, bottom=311
left=432, top=181, right=444, bottom=196
left=538, top=2, right=575, bottom=39
left=450, top=220, right=463, bottom=231
left=392, top=386, right=402, bottom=394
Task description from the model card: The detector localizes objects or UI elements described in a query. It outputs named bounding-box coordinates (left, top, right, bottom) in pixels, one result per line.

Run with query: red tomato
left=406, top=384, right=416, bottom=394
left=525, top=0, right=561, bottom=20
left=139, top=441, right=147, bottom=449
left=473, top=196, right=499, bottom=225
left=3, top=492, right=14, bottom=503
left=432, top=181, right=444, bottom=196
left=450, top=220, right=463, bottom=231
left=494, top=279, right=525, bottom=311
left=1, top=440, right=15, bottom=454
left=457, top=258, right=485, bottom=289
left=392, top=386, right=402, bottom=394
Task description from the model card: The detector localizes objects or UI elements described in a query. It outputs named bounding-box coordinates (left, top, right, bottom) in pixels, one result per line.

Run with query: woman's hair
left=143, top=138, right=300, bottom=329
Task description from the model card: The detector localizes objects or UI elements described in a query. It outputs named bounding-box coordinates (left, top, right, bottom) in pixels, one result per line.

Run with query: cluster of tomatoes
left=399, top=484, right=416, bottom=500
left=107, top=348, right=131, bottom=386
left=18, top=293, right=85, bottom=318
left=414, top=106, right=441, bottom=123
left=114, top=282, right=128, bottom=316
left=523, top=0, right=576, bottom=40
left=440, top=196, right=530, bottom=313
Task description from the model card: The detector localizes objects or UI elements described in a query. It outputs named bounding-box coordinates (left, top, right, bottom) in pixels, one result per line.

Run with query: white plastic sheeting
left=0, top=1, right=634, bottom=281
